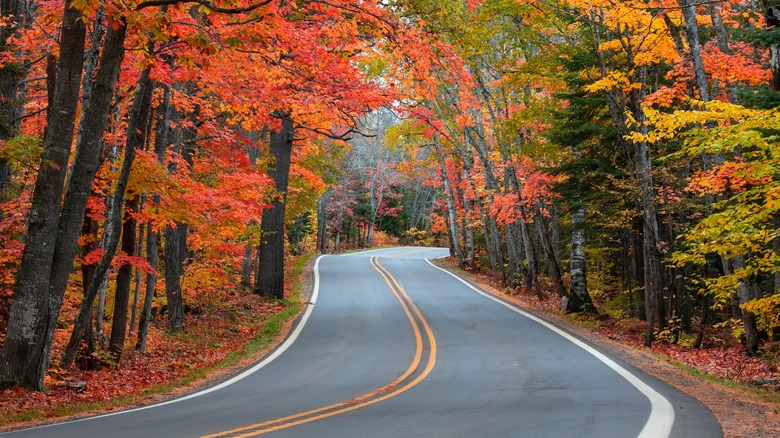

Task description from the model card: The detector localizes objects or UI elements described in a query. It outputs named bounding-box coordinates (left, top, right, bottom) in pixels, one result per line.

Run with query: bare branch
left=136, top=0, right=273, bottom=14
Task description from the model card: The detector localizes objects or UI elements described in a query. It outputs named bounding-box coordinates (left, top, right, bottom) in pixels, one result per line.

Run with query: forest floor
left=0, top=254, right=314, bottom=432
left=440, top=261, right=780, bottom=438
left=2, top=252, right=780, bottom=436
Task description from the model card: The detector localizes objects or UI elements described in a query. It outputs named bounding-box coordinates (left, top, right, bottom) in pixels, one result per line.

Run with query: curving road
left=4, top=247, right=721, bottom=437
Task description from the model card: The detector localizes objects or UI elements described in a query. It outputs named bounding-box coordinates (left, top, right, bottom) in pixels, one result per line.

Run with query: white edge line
left=425, top=259, right=675, bottom=438
left=336, top=246, right=449, bottom=257
left=16, top=255, right=325, bottom=432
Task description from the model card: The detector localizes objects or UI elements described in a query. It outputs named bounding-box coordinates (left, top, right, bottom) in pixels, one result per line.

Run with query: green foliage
left=736, top=87, right=780, bottom=110
left=604, top=291, right=631, bottom=319
left=0, top=135, right=43, bottom=172
left=732, top=26, right=780, bottom=48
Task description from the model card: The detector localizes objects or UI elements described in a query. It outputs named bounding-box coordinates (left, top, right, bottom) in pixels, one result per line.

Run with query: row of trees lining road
left=0, top=0, right=444, bottom=390
left=382, top=0, right=778, bottom=354
left=1, top=0, right=778, bottom=392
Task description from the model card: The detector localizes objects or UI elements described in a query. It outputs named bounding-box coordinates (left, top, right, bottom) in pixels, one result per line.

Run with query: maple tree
left=0, top=0, right=410, bottom=390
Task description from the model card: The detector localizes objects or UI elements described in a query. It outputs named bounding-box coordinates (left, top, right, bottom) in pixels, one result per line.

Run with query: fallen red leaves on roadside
left=0, top=291, right=285, bottom=425
left=452, top=259, right=780, bottom=388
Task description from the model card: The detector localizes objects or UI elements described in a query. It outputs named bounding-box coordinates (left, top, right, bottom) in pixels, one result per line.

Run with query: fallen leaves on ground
left=0, top=291, right=286, bottom=427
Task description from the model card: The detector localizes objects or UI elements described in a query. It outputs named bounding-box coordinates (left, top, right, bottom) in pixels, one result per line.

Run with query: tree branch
left=136, top=0, right=273, bottom=13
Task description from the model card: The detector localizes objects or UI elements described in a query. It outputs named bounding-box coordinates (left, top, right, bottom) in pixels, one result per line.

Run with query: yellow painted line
left=202, top=257, right=436, bottom=438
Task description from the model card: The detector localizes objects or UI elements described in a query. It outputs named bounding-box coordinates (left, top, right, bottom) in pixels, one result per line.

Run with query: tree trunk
left=137, top=83, right=171, bottom=351
left=0, top=0, right=32, bottom=200
left=164, top=97, right=198, bottom=332
left=316, top=194, right=329, bottom=253
left=433, top=138, right=464, bottom=267
left=0, top=0, right=86, bottom=390
left=681, top=0, right=762, bottom=353
left=635, top=124, right=663, bottom=346
left=255, top=113, right=294, bottom=300
left=164, top=222, right=187, bottom=331
left=129, top=218, right=145, bottom=336
left=136, top=226, right=159, bottom=353
left=461, top=186, right=476, bottom=269
left=107, top=65, right=152, bottom=359
left=764, top=1, right=780, bottom=91
left=536, top=206, right=566, bottom=299
left=567, top=203, right=595, bottom=313
left=109, top=196, right=140, bottom=360
left=679, top=0, right=711, bottom=102
left=52, top=19, right=127, bottom=365
left=519, top=206, right=541, bottom=298
left=60, top=68, right=150, bottom=368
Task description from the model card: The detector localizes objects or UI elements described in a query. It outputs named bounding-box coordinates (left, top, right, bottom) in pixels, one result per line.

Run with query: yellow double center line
left=203, top=256, right=437, bottom=437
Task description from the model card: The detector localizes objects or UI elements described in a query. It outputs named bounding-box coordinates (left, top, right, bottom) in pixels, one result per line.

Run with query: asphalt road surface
left=4, top=247, right=721, bottom=437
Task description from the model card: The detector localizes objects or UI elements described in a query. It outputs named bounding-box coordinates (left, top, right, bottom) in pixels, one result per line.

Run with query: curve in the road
left=424, top=259, right=675, bottom=438
left=201, top=256, right=437, bottom=437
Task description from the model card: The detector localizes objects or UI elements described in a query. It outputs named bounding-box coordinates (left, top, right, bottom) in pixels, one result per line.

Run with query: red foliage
left=0, top=291, right=287, bottom=423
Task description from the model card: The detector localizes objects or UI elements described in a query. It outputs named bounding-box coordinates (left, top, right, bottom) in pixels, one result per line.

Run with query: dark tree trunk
left=694, top=294, right=709, bottom=349
left=0, top=0, right=86, bottom=390
left=764, top=1, right=780, bottom=91
left=164, top=221, right=187, bottom=331
left=316, top=195, right=329, bottom=254
left=129, top=222, right=145, bottom=335
left=0, top=0, right=31, bottom=200
left=164, top=101, right=197, bottom=332
left=50, top=21, right=127, bottom=364
left=536, top=206, right=566, bottom=299
left=137, top=84, right=172, bottom=350
left=76, top=213, right=100, bottom=368
left=241, top=244, right=254, bottom=288
left=107, top=62, right=152, bottom=361
left=66, top=11, right=107, bottom=366
left=136, top=229, right=158, bottom=352
left=255, top=113, right=294, bottom=300
left=109, top=196, right=140, bottom=360
left=519, top=206, right=541, bottom=298
left=61, top=68, right=151, bottom=368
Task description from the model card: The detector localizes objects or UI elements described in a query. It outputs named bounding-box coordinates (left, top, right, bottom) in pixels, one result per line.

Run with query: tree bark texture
left=109, top=196, right=140, bottom=360
left=136, top=89, right=169, bottom=351
left=255, top=113, right=294, bottom=300
left=107, top=63, right=152, bottom=359
left=60, top=69, right=151, bottom=368
left=48, top=21, right=127, bottom=365
left=163, top=97, right=197, bottom=331
left=567, top=203, right=595, bottom=312
left=433, top=138, right=464, bottom=267
left=0, top=0, right=31, bottom=199
left=164, top=221, right=188, bottom=331
left=0, top=0, right=86, bottom=390
left=535, top=207, right=566, bottom=299
left=679, top=0, right=712, bottom=102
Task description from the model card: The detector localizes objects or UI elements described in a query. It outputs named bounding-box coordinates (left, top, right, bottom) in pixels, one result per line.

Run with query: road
left=4, top=247, right=721, bottom=437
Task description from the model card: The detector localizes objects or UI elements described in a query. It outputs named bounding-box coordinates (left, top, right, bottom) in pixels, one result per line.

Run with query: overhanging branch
left=136, top=0, right=273, bottom=13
